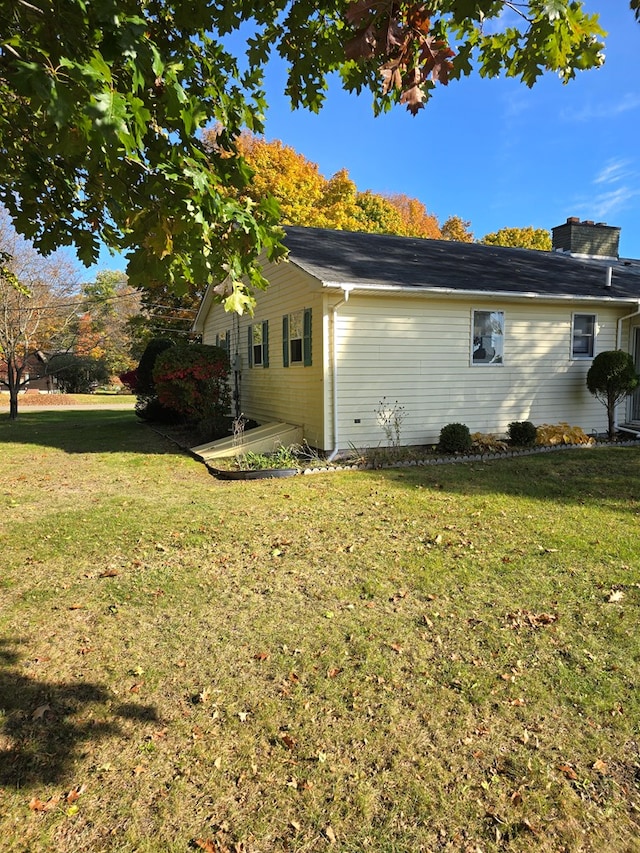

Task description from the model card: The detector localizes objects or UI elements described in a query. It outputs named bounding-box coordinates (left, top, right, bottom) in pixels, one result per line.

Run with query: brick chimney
left=552, top=217, right=620, bottom=259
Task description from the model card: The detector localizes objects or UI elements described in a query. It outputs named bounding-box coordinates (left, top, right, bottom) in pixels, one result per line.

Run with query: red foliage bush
left=152, top=344, right=230, bottom=433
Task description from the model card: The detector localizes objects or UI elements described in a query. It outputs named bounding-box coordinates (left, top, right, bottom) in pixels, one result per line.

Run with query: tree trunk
left=6, top=355, right=20, bottom=420
left=607, top=391, right=616, bottom=440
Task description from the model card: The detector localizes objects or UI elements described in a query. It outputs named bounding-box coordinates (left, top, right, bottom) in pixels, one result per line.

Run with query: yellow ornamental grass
left=535, top=423, right=594, bottom=446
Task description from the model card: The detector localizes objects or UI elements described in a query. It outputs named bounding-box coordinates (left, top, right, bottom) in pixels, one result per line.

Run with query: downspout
left=327, top=288, right=351, bottom=461
left=615, top=300, right=640, bottom=433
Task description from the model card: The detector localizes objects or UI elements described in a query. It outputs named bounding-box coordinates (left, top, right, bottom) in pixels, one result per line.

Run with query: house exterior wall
left=200, top=260, right=635, bottom=452
left=331, top=293, right=624, bottom=449
left=200, top=261, right=327, bottom=448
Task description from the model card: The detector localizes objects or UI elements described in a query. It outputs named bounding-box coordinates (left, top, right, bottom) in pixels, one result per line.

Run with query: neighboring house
left=0, top=351, right=58, bottom=393
left=193, top=218, right=640, bottom=453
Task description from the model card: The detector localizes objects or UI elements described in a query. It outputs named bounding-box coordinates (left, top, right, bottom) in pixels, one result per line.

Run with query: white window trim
left=471, top=309, right=505, bottom=367
left=571, top=312, right=597, bottom=360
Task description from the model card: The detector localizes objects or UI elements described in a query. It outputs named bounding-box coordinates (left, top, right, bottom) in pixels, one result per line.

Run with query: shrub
left=129, top=338, right=178, bottom=423
left=439, top=422, right=472, bottom=453
left=153, top=343, right=231, bottom=438
left=47, top=353, right=110, bottom=393
left=471, top=432, right=508, bottom=452
left=119, top=368, right=139, bottom=393
left=586, top=350, right=639, bottom=439
left=507, top=420, right=537, bottom=446
left=136, top=338, right=175, bottom=397
left=535, top=423, right=593, bottom=446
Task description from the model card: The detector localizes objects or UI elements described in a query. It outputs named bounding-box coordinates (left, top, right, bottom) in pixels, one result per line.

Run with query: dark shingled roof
left=283, top=226, right=640, bottom=301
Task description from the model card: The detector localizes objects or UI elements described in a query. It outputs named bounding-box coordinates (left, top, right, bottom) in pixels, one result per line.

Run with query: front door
left=627, top=327, right=640, bottom=423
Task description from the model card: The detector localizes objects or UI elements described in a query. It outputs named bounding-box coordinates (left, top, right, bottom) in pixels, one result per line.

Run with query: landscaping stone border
left=151, top=422, right=640, bottom=478
left=300, top=437, right=640, bottom=475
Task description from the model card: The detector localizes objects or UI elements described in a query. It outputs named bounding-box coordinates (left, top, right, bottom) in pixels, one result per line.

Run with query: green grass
left=1, top=411, right=639, bottom=852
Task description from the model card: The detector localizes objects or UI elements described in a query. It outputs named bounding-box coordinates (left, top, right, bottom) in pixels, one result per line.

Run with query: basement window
left=472, top=310, right=504, bottom=365
left=572, top=313, right=596, bottom=359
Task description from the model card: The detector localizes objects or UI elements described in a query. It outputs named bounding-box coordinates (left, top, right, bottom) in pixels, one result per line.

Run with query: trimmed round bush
left=439, top=422, right=472, bottom=453
left=507, top=420, right=537, bottom=446
left=587, top=349, right=639, bottom=439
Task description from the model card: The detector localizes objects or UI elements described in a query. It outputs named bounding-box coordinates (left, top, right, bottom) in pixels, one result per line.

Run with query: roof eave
left=321, top=281, right=640, bottom=304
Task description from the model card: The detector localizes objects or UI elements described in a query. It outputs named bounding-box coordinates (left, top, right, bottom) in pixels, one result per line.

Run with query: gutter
left=327, top=287, right=352, bottom=462
left=321, top=281, right=640, bottom=304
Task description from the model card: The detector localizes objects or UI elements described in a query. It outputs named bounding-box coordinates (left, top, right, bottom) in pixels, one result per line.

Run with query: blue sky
left=90, top=3, right=640, bottom=277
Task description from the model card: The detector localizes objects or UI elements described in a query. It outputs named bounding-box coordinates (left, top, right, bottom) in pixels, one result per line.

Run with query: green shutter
left=282, top=315, right=289, bottom=367
left=247, top=326, right=253, bottom=368
left=263, top=320, right=269, bottom=368
left=303, top=308, right=312, bottom=366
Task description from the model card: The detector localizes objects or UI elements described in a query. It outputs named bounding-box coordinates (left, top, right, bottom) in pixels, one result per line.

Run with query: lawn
left=0, top=411, right=639, bottom=853
left=0, top=393, right=136, bottom=409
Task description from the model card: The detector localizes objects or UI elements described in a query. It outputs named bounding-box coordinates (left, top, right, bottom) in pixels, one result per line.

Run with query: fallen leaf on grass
left=592, top=759, right=609, bottom=774
left=505, top=610, right=558, bottom=629
left=192, top=840, right=216, bottom=853
left=324, top=826, right=337, bottom=844
left=559, top=763, right=578, bottom=780
left=326, top=667, right=343, bottom=678
left=29, top=795, right=60, bottom=812
left=390, top=590, right=408, bottom=602
left=281, top=734, right=297, bottom=750
left=64, top=785, right=86, bottom=803
left=607, top=590, right=624, bottom=603
left=253, top=652, right=270, bottom=662
left=129, top=682, right=144, bottom=694
left=32, top=704, right=51, bottom=720
left=99, top=568, right=120, bottom=578
left=388, top=643, right=403, bottom=654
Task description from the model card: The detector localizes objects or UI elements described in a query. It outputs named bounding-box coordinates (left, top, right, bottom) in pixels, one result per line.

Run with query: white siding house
left=193, top=220, right=640, bottom=453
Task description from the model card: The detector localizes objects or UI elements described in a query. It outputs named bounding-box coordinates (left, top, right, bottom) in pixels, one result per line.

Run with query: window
left=572, top=313, right=596, bottom=359
left=472, top=310, right=504, bottom=365
left=248, top=321, right=269, bottom=368
left=215, top=330, right=230, bottom=353
left=283, top=308, right=312, bottom=367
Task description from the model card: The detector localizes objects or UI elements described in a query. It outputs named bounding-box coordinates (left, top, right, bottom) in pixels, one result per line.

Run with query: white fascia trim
left=321, top=281, right=640, bottom=304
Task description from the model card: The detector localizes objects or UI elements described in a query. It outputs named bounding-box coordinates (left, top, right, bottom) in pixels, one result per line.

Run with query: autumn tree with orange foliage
left=215, top=132, right=442, bottom=239
left=384, top=194, right=441, bottom=238
left=441, top=215, right=474, bottom=243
